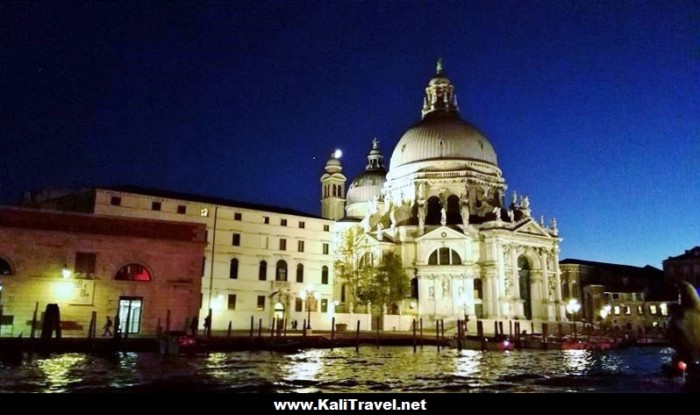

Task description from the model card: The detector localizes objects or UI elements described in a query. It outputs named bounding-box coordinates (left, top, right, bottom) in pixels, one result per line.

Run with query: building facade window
left=279, top=239, right=287, bottom=251
left=229, top=258, right=238, bottom=279
left=276, top=260, right=288, bottom=281
left=257, top=296, right=265, bottom=311
left=321, top=299, right=328, bottom=313
left=323, top=225, right=330, bottom=232
left=299, top=221, right=305, bottom=229
left=234, top=212, right=242, bottom=221
left=321, top=266, right=329, bottom=285
left=259, top=260, right=267, bottom=281
left=298, top=240, right=305, bottom=252
left=323, top=243, right=329, bottom=255
left=110, top=196, right=121, bottom=206
left=427, top=248, right=461, bottom=265
left=295, top=298, right=303, bottom=312
left=75, top=252, right=97, bottom=275
left=200, top=208, right=209, bottom=217
left=232, top=233, right=241, bottom=246
left=115, top=264, right=151, bottom=282
left=296, top=263, right=304, bottom=283
left=474, top=278, right=483, bottom=299
left=151, top=201, right=161, bottom=211
left=281, top=219, right=287, bottom=226
left=0, top=257, right=13, bottom=275
left=228, top=294, right=237, bottom=310
left=264, top=216, right=270, bottom=224
left=177, top=205, right=186, bottom=214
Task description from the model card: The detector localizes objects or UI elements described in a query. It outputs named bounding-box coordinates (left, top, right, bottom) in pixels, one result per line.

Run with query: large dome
left=388, top=61, right=498, bottom=171
left=389, top=112, right=498, bottom=170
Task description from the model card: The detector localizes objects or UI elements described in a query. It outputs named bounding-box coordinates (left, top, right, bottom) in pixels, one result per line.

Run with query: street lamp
left=300, top=285, right=320, bottom=330
left=62, top=265, right=72, bottom=279
left=566, top=298, right=581, bottom=339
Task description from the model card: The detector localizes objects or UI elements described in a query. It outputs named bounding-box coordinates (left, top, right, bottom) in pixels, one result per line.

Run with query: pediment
left=416, top=226, right=467, bottom=241
left=513, top=220, right=551, bottom=237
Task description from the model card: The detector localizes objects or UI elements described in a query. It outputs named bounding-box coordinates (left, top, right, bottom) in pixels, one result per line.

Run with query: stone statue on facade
left=507, top=209, right=515, bottom=222
left=440, top=207, right=447, bottom=226
left=460, top=200, right=470, bottom=225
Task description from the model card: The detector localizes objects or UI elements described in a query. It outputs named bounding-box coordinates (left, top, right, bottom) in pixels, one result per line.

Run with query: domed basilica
left=321, top=61, right=566, bottom=324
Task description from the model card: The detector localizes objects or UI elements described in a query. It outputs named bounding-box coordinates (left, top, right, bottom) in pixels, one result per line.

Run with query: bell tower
left=320, top=150, right=346, bottom=220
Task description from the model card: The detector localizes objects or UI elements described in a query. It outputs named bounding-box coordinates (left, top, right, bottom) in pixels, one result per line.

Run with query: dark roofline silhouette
left=99, top=185, right=325, bottom=220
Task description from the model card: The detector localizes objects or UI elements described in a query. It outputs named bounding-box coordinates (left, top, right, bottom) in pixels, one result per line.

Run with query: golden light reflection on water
left=283, top=349, right=324, bottom=383
left=454, top=350, right=482, bottom=378
left=562, top=349, right=592, bottom=374
left=36, top=353, right=86, bottom=392
left=204, top=352, right=230, bottom=380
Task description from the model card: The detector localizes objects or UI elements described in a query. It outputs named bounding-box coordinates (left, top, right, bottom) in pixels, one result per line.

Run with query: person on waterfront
left=103, top=316, right=113, bottom=337
left=203, top=315, right=211, bottom=335
left=190, top=317, right=198, bottom=336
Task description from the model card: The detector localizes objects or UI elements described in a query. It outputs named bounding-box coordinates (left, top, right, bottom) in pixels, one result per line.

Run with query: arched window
left=428, top=248, right=462, bottom=265
left=321, top=266, right=329, bottom=284
left=518, top=256, right=532, bottom=319
left=296, top=263, right=304, bottom=283
left=229, top=258, right=238, bottom=279
left=561, top=281, right=570, bottom=299
left=411, top=277, right=419, bottom=298
left=426, top=196, right=441, bottom=225
left=0, top=257, right=12, bottom=275
left=571, top=281, right=578, bottom=298
left=259, top=260, right=267, bottom=281
left=474, top=278, right=483, bottom=299
left=359, top=252, right=373, bottom=268
left=115, top=264, right=151, bottom=282
left=332, top=185, right=337, bottom=197
left=446, top=195, right=461, bottom=224
left=276, top=260, right=287, bottom=281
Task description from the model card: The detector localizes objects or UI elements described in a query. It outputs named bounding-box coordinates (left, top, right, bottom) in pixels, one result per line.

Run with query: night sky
left=1, top=1, right=698, bottom=268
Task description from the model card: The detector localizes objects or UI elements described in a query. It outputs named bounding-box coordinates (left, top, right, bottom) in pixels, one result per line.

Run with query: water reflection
left=562, top=350, right=592, bottom=375
left=36, top=353, right=86, bottom=392
left=0, top=346, right=687, bottom=393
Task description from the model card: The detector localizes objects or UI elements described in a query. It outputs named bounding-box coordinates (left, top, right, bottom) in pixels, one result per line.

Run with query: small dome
left=346, top=170, right=386, bottom=205
left=346, top=138, right=387, bottom=207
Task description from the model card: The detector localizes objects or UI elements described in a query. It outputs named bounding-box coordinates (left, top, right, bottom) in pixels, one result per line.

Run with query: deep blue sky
left=1, top=1, right=698, bottom=268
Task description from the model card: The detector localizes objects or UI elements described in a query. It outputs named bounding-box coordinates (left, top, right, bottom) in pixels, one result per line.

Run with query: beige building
left=25, top=186, right=336, bottom=331
left=560, top=259, right=671, bottom=332
left=0, top=207, right=205, bottom=337
left=332, top=61, right=566, bottom=328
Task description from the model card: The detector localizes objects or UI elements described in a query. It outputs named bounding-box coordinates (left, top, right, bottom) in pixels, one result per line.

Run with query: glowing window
left=115, top=264, right=151, bottom=282
left=200, top=208, right=209, bottom=217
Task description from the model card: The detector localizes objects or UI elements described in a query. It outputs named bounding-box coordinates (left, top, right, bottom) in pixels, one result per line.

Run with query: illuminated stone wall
left=0, top=207, right=205, bottom=337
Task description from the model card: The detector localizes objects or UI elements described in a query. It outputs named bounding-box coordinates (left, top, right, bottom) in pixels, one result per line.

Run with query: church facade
left=324, top=61, right=566, bottom=325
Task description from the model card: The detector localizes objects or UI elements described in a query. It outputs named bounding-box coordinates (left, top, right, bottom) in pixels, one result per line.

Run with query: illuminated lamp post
left=566, top=298, right=581, bottom=339
left=62, top=265, right=72, bottom=279
left=300, top=285, right=320, bottom=330
left=599, top=305, right=612, bottom=332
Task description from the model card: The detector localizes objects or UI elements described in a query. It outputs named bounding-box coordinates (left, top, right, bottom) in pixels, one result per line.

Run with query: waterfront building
left=559, top=259, right=672, bottom=332
left=663, top=246, right=700, bottom=289
left=23, top=186, right=336, bottom=331
left=0, top=207, right=205, bottom=337
left=334, top=61, right=565, bottom=327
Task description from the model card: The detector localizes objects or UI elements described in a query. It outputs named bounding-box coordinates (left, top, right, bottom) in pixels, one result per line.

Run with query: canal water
left=0, top=346, right=689, bottom=393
